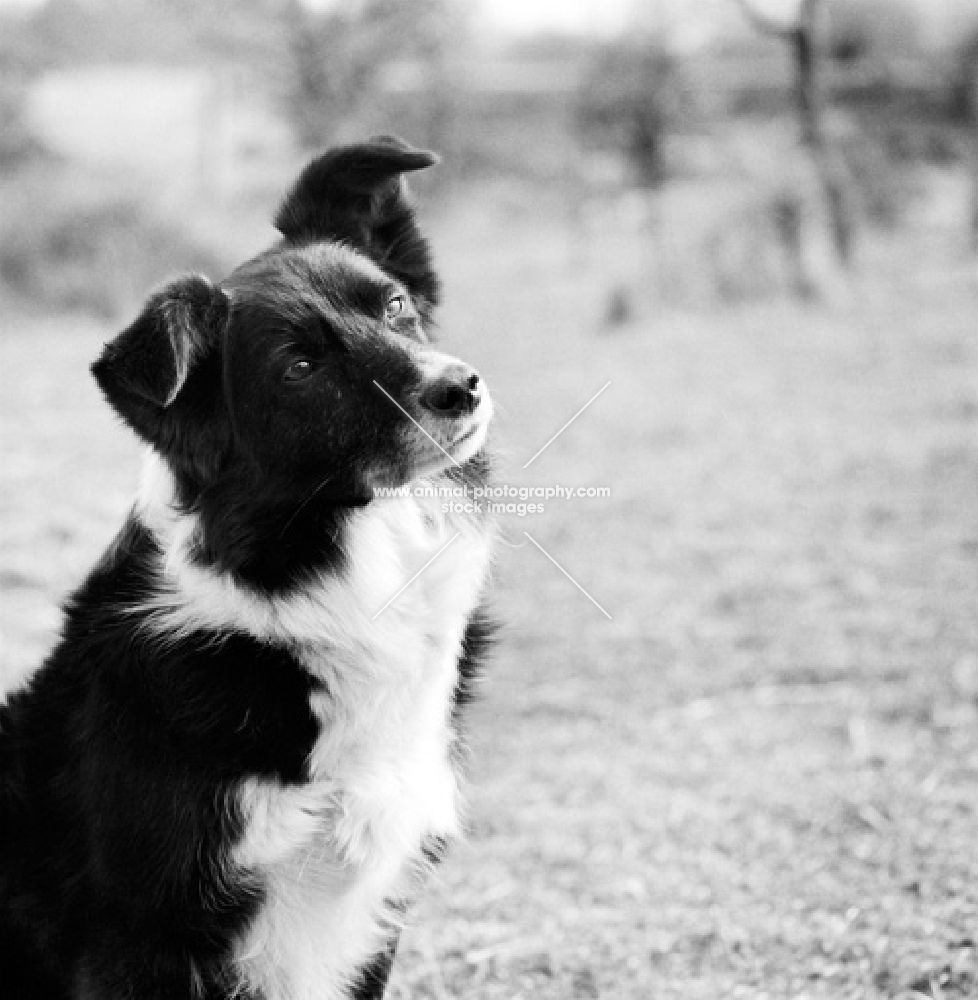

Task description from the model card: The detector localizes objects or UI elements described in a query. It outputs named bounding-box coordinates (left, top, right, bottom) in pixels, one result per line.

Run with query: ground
left=1, top=197, right=976, bottom=999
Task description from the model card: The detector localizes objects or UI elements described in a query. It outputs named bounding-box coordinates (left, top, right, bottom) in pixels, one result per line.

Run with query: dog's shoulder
left=4, top=513, right=326, bottom=791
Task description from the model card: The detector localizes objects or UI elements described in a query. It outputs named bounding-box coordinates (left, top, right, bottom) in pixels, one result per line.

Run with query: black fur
left=349, top=936, right=400, bottom=1000
left=1, top=137, right=494, bottom=999
left=0, top=533, right=317, bottom=997
left=452, top=611, right=500, bottom=731
left=274, top=135, right=440, bottom=316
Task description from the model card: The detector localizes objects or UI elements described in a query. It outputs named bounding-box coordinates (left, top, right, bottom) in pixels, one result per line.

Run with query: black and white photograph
left=1, top=1, right=976, bottom=998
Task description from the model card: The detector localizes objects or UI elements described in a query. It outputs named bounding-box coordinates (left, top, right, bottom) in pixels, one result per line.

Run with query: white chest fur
left=228, top=495, right=492, bottom=1000
left=135, top=459, right=492, bottom=999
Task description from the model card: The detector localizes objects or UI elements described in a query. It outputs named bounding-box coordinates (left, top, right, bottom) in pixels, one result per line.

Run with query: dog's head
left=92, top=136, right=492, bottom=590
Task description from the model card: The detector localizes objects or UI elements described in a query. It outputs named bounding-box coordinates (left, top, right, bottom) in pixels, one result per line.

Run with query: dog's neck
left=133, top=450, right=493, bottom=662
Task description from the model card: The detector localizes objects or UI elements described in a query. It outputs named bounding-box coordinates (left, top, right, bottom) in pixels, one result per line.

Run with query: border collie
left=0, top=136, right=495, bottom=1000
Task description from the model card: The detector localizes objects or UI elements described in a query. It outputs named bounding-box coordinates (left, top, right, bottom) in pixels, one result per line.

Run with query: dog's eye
left=385, top=294, right=407, bottom=320
left=282, top=359, right=315, bottom=383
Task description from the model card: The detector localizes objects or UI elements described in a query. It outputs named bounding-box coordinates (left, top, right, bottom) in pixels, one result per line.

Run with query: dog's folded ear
left=275, top=135, right=440, bottom=311
left=92, top=275, right=229, bottom=443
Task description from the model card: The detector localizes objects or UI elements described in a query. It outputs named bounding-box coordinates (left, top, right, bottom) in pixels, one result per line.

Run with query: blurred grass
left=1, top=194, right=977, bottom=998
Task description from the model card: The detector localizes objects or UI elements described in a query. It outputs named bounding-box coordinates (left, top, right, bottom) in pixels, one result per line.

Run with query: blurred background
left=1, top=0, right=977, bottom=997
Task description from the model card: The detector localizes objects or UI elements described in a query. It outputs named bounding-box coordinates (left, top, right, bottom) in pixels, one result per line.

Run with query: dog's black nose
left=421, top=367, right=482, bottom=417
